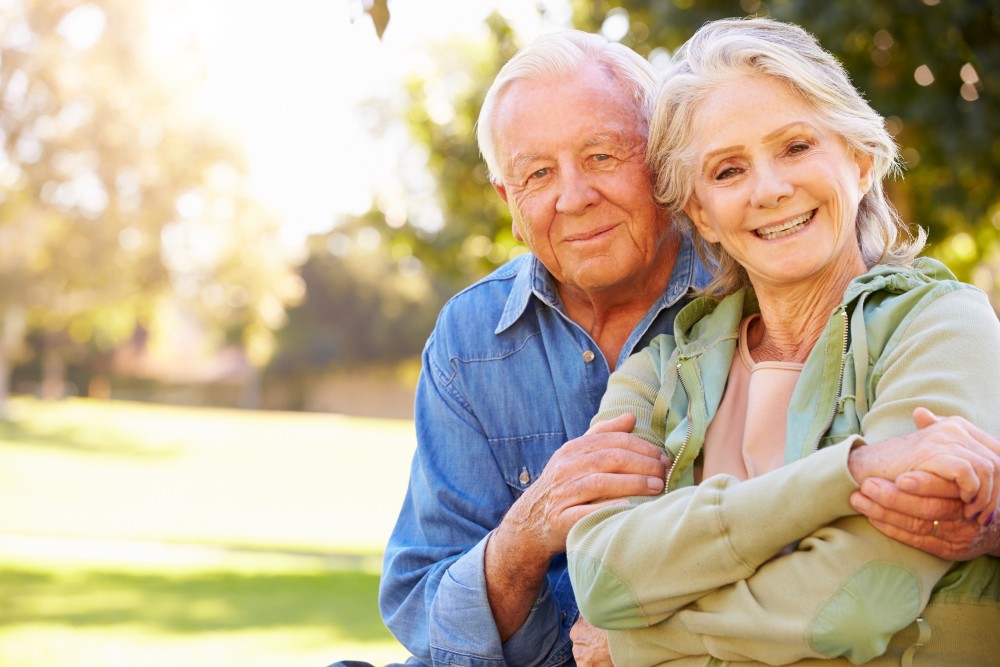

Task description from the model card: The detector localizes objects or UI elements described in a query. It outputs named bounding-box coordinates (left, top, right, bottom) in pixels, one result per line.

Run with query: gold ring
left=931, top=520, right=940, bottom=537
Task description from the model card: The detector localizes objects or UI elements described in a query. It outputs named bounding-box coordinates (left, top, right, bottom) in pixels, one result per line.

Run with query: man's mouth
left=567, top=224, right=617, bottom=242
left=755, top=210, right=815, bottom=240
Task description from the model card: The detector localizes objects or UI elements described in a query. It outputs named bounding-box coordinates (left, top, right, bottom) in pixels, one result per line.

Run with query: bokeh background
left=0, top=0, right=997, bottom=664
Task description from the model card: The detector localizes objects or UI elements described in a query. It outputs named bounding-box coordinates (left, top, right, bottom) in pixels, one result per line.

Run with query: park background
left=0, top=0, right=997, bottom=664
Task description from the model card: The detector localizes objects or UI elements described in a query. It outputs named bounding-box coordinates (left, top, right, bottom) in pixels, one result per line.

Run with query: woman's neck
left=749, top=262, right=863, bottom=363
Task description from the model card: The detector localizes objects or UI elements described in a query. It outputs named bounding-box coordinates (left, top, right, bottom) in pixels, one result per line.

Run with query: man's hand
left=847, top=408, right=1000, bottom=523
left=485, top=413, right=669, bottom=641
left=571, top=616, right=613, bottom=667
left=504, top=412, right=669, bottom=558
left=849, top=408, right=1000, bottom=560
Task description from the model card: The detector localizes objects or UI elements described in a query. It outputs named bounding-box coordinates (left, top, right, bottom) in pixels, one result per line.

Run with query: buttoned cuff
left=430, top=533, right=569, bottom=667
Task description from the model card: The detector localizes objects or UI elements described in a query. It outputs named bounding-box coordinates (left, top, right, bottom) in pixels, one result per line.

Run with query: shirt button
left=519, top=469, right=531, bottom=485
left=582, top=350, right=595, bottom=363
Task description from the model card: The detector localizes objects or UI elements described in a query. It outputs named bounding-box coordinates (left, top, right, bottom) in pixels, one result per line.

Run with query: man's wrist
left=484, top=519, right=553, bottom=642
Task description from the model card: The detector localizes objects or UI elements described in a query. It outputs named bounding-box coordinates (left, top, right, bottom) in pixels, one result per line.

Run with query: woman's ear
left=684, top=196, right=719, bottom=244
left=854, top=151, right=875, bottom=195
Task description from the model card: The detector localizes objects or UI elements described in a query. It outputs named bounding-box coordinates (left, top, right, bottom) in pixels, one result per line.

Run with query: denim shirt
left=379, top=236, right=709, bottom=667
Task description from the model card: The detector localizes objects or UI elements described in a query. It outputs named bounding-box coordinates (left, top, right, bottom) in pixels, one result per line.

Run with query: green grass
left=0, top=396, right=415, bottom=666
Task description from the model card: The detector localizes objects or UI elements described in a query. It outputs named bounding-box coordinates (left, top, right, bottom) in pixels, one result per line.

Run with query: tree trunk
left=0, top=341, right=8, bottom=419
left=41, top=332, right=67, bottom=400
left=0, top=305, right=27, bottom=419
left=239, top=364, right=262, bottom=410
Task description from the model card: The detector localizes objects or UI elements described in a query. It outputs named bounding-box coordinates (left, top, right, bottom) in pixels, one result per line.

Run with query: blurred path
left=0, top=531, right=383, bottom=572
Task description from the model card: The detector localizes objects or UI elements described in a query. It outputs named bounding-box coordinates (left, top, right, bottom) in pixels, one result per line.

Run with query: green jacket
left=567, top=259, right=1000, bottom=666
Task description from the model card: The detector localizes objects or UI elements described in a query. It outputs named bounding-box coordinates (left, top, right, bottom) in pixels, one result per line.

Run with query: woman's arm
left=569, top=289, right=1000, bottom=664
left=851, top=287, right=1000, bottom=559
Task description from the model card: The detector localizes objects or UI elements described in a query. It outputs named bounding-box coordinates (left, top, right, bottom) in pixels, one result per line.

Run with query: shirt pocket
left=487, top=432, right=566, bottom=500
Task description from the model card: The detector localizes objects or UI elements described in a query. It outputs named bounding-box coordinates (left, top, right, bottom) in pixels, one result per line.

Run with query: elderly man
left=378, top=30, right=709, bottom=666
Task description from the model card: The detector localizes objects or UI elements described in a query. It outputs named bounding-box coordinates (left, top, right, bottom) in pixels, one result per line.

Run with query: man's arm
left=381, top=339, right=667, bottom=666
left=485, top=414, right=669, bottom=641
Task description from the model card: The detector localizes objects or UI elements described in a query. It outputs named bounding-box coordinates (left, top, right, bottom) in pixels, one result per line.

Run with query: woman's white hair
left=477, top=30, right=657, bottom=184
left=649, top=17, right=925, bottom=296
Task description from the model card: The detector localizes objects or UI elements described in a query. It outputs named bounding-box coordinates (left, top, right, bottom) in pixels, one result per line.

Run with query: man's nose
left=555, top=166, right=601, bottom=215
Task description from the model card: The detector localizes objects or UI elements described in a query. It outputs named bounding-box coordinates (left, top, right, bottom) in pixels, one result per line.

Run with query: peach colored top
left=701, top=315, right=804, bottom=482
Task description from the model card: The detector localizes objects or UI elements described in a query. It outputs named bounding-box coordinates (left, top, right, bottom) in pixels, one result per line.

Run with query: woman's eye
left=788, top=142, right=811, bottom=154
left=530, top=167, right=550, bottom=180
left=715, top=167, right=740, bottom=181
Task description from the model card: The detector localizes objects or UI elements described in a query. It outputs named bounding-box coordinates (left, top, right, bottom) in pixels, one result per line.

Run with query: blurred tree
left=159, top=170, right=305, bottom=408
left=352, top=13, right=531, bottom=298
left=394, top=16, right=526, bottom=290
left=0, top=0, right=301, bottom=413
left=269, top=217, right=440, bottom=408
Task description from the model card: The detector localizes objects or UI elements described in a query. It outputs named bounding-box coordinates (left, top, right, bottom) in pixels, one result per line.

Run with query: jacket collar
left=671, top=257, right=957, bottom=352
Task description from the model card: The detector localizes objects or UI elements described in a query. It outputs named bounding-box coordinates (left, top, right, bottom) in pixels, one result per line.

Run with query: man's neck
left=559, top=234, right=681, bottom=370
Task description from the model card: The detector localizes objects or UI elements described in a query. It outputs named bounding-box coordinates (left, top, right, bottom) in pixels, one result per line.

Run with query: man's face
left=491, top=61, right=669, bottom=301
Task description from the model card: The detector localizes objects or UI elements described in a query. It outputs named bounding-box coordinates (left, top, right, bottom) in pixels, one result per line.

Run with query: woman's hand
left=850, top=473, right=1000, bottom=560
left=847, top=408, right=1000, bottom=526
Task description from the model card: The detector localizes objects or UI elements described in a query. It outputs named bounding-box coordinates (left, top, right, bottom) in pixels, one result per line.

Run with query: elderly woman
left=566, top=17, right=1000, bottom=666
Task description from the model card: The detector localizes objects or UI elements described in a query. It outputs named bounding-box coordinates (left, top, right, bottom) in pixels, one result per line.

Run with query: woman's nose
left=750, top=163, right=794, bottom=209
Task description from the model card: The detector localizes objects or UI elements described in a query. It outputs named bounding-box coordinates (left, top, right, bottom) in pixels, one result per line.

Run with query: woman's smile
left=755, top=210, right=816, bottom=240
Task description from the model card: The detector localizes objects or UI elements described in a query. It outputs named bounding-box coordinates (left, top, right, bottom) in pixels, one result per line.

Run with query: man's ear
left=684, top=196, right=719, bottom=244
left=493, top=181, right=509, bottom=204
left=493, top=182, right=523, bottom=241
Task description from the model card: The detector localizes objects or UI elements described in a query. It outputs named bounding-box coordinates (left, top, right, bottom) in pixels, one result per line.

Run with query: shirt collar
left=495, top=233, right=706, bottom=335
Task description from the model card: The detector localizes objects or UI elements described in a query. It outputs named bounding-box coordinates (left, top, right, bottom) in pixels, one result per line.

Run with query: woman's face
left=683, top=75, right=874, bottom=294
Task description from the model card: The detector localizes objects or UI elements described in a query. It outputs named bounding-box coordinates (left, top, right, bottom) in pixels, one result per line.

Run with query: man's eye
left=593, top=154, right=611, bottom=161
left=530, top=167, right=550, bottom=180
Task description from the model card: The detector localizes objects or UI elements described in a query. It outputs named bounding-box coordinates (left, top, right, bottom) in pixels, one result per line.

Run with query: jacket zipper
left=812, top=309, right=850, bottom=455
left=665, top=362, right=693, bottom=492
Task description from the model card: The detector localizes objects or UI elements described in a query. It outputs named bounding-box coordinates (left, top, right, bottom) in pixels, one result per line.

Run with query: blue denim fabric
left=379, top=237, right=709, bottom=667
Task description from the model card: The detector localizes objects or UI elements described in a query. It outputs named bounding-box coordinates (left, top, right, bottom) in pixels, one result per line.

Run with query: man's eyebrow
left=504, top=133, right=635, bottom=177
left=507, top=152, right=544, bottom=176
left=586, top=134, right=612, bottom=146
left=586, top=133, right=627, bottom=148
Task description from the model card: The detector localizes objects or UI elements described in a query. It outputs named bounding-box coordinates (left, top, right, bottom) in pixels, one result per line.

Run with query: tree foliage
left=269, top=212, right=441, bottom=405
left=0, top=0, right=301, bottom=410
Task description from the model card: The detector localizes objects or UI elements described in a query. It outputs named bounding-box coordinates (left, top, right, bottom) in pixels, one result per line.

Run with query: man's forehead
left=502, top=127, right=644, bottom=160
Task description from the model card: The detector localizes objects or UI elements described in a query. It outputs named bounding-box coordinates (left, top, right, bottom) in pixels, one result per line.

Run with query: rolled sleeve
left=430, top=536, right=572, bottom=667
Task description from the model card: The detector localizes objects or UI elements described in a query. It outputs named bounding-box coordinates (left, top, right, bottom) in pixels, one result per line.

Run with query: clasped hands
left=849, top=407, right=1000, bottom=560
